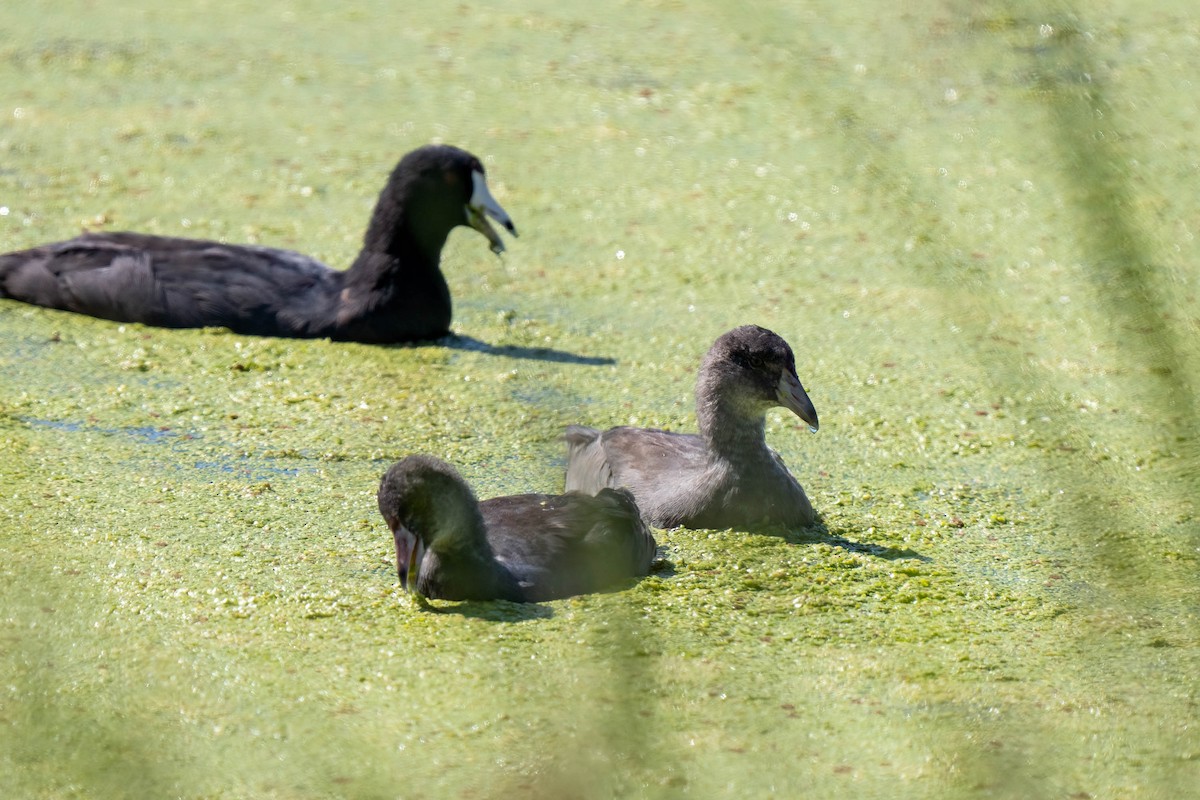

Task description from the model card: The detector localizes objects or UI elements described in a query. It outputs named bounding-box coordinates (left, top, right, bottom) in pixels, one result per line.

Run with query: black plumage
left=565, top=325, right=820, bottom=531
left=377, top=455, right=657, bottom=602
left=0, top=144, right=516, bottom=342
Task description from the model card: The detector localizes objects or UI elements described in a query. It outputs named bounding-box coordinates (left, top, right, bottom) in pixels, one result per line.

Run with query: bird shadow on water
left=432, top=333, right=617, bottom=366
left=408, top=564, right=676, bottom=621
left=785, top=519, right=929, bottom=562
left=415, top=596, right=556, bottom=622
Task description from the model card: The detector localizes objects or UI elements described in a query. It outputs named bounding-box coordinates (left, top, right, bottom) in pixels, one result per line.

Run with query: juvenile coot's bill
left=0, top=144, right=516, bottom=343
left=377, top=455, right=657, bottom=602
left=565, top=325, right=819, bottom=532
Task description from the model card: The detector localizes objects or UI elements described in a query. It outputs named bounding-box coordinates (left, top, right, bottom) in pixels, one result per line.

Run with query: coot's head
left=377, top=454, right=481, bottom=592
left=700, top=325, right=819, bottom=432
left=384, top=144, right=518, bottom=257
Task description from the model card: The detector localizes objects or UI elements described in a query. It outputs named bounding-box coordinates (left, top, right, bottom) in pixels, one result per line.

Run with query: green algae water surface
left=2, top=0, right=1198, bottom=797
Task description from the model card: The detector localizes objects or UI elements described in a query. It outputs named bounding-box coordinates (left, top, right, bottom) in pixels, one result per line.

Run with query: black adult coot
left=564, top=325, right=820, bottom=531
left=0, top=144, right=516, bottom=343
left=377, top=455, right=657, bottom=602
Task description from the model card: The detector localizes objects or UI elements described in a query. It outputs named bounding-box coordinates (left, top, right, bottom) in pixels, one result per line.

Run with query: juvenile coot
left=565, top=325, right=819, bottom=531
left=377, top=455, right=657, bottom=602
left=0, top=144, right=516, bottom=342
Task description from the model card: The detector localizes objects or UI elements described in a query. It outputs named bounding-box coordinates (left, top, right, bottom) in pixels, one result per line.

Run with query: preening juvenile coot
left=0, top=144, right=516, bottom=343
left=377, top=455, right=657, bottom=602
left=565, top=324, right=819, bottom=531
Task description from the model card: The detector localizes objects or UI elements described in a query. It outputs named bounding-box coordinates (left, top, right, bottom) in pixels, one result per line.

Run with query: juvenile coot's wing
left=566, top=424, right=714, bottom=526
left=563, top=425, right=613, bottom=495
left=482, top=489, right=656, bottom=602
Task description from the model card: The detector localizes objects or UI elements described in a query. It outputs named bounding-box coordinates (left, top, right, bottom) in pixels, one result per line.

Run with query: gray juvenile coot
left=564, top=324, right=819, bottom=531
left=0, top=144, right=516, bottom=343
left=377, top=455, right=657, bottom=602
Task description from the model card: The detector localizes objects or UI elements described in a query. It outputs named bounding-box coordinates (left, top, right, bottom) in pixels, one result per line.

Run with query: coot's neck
left=346, top=192, right=447, bottom=285
left=431, top=502, right=492, bottom=558
left=329, top=183, right=453, bottom=342
left=430, top=503, right=510, bottom=576
left=421, top=503, right=523, bottom=601
left=695, top=375, right=773, bottom=465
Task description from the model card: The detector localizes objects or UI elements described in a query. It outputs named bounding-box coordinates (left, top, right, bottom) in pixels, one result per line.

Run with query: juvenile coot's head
left=701, top=324, right=819, bottom=432
left=377, top=455, right=482, bottom=592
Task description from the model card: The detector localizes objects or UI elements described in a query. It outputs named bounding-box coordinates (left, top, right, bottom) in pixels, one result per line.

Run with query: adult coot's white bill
left=565, top=325, right=819, bottom=531
left=377, top=455, right=657, bottom=602
left=0, top=144, right=516, bottom=342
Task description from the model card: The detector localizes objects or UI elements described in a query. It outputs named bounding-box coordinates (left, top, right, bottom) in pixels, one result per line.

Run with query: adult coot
left=564, top=325, right=820, bottom=531
left=0, top=144, right=516, bottom=342
left=377, top=455, right=657, bottom=602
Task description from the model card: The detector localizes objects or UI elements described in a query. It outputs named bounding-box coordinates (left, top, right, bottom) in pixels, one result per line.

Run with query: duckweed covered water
left=2, top=0, right=1198, bottom=797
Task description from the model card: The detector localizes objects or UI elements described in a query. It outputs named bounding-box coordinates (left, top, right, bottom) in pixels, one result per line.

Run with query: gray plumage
left=378, top=455, right=657, bottom=603
left=565, top=325, right=819, bottom=531
left=0, top=144, right=516, bottom=343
